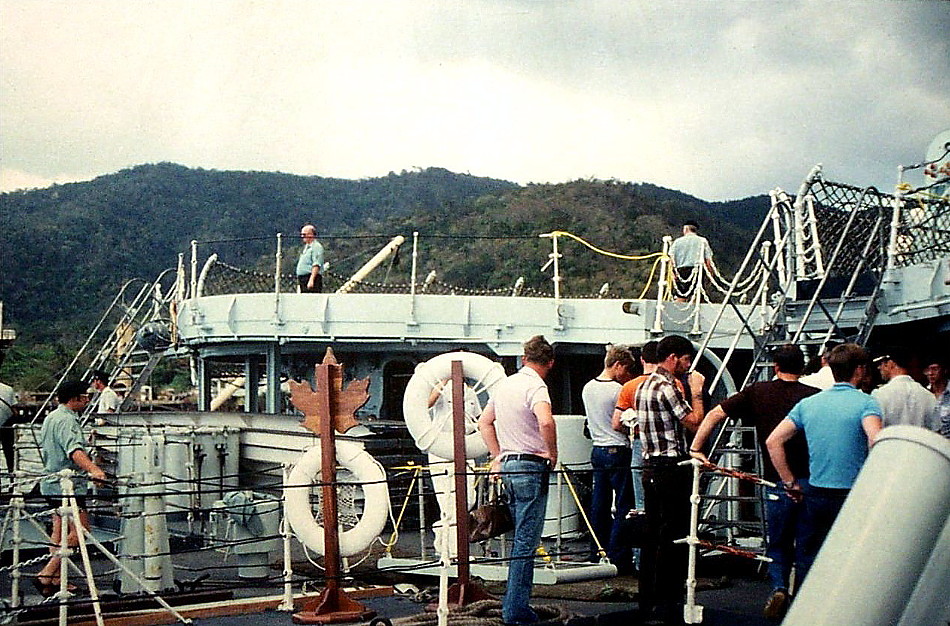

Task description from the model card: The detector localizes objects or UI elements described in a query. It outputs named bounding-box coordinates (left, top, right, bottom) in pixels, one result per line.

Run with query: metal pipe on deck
left=783, top=426, right=950, bottom=626
left=337, top=235, right=406, bottom=294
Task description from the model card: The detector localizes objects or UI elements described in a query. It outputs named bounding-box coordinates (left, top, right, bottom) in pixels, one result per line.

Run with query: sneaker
left=763, top=588, right=789, bottom=620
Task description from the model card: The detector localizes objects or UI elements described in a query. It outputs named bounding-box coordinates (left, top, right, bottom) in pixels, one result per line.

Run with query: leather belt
left=504, top=453, right=550, bottom=465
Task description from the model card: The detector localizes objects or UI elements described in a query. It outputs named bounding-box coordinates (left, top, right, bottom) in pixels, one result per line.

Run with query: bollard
left=783, top=426, right=950, bottom=625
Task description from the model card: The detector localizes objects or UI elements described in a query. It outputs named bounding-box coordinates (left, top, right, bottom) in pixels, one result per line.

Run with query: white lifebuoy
left=402, top=351, right=506, bottom=460
left=285, top=440, right=389, bottom=557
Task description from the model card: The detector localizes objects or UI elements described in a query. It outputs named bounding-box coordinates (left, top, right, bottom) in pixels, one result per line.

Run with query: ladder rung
left=700, top=495, right=760, bottom=502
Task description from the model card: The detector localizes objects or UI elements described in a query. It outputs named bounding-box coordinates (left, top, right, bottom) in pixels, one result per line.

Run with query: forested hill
left=0, top=162, right=768, bottom=351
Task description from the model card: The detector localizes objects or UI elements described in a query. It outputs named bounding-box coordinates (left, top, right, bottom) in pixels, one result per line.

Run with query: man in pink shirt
left=479, top=335, right=557, bottom=625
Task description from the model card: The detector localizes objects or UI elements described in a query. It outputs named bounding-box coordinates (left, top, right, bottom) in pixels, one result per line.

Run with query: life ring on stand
left=285, top=440, right=389, bottom=557
left=402, top=351, right=506, bottom=460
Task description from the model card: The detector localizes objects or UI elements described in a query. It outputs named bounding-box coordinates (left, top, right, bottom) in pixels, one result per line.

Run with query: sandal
left=31, top=577, right=55, bottom=598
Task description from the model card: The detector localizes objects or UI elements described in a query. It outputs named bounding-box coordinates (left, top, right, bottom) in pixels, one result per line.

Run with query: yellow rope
left=383, top=465, right=422, bottom=553
left=545, top=230, right=663, bottom=261
left=560, top=466, right=607, bottom=559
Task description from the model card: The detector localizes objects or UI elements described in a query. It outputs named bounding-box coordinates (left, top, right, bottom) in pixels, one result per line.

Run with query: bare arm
left=765, top=419, right=799, bottom=485
left=681, top=370, right=706, bottom=432
left=689, top=404, right=727, bottom=464
left=862, top=415, right=883, bottom=447
left=307, top=264, right=321, bottom=289
left=534, top=401, right=558, bottom=468
left=70, top=449, right=106, bottom=482
left=611, top=407, right=629, bottom=435
left=478, top=404, right=502, bottom=474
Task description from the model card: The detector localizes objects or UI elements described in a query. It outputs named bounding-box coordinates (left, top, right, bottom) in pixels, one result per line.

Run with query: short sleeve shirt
left=40, top=405, right=89, bottom=496
left=720, top=379, right=819, bottom=482
left=788, top=383, right=882, bottom=489
left=634, top=367, right=692, bottom=459
left=582, top=378, right=627, bottom=447
left=96, top=386, right=121, bottom=413
left=295, top=241, right=325, bottom=276
left=669, top=233, right=713, bottom=268
left=486, top=366, right=552, bottom=457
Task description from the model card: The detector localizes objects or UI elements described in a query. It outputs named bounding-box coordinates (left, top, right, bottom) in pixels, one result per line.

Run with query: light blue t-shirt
left=669, top=233, right=713, bottom=268
left=788, top=382, right=882, bottom=489
left=39, top=404, right=88, bottom=496
left=295, top=241, right=325, bottom=276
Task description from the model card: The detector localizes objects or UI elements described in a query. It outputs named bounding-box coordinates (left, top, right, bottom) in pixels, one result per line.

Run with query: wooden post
left=444, top=360, right=491, bottom=607
left=293, top=351, right=375, bottom=624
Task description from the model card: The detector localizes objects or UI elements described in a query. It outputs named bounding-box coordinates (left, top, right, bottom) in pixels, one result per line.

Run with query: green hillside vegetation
left=0, top=163, right=768, bottom=388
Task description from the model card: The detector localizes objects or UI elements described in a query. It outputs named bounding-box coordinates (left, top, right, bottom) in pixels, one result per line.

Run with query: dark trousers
left=640, top=458, right=692, bottom=619
left=798, top=484, right=850, bottom=584
left=589, top=446, right=634, bottom=568
left=297, top=274, right=323, bottom=293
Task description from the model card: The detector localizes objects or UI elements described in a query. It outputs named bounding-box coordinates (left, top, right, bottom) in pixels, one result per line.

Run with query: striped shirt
left=633, top=366, right=691, bottom=459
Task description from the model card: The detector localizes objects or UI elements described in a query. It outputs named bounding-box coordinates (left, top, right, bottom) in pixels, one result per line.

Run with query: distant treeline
left=0, top=162, right=768, bottom=387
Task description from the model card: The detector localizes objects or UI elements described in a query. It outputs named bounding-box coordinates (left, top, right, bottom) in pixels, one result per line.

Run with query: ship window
left=381, top=359, right=415, bottom=421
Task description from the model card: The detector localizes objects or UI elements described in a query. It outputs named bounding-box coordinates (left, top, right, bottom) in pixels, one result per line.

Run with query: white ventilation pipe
left=784, top=426, right=950, bottom=626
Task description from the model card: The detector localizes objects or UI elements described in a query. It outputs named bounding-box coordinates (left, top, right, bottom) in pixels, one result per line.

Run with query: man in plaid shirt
left=634, top=335, right=706, bottom=625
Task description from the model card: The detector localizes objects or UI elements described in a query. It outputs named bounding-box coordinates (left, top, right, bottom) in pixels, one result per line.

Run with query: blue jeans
left=501, top=458, right=550, bottom=624
left=764, top=478, right=808, bottom=591
left=630, top=439, right=645, bottom=568
left=589, top=446, right=634, bottom=568
left=798, top=484, right=849, bottom=584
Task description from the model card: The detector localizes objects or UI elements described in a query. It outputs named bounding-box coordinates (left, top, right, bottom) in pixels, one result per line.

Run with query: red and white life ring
left=285, top=440, right=389, bottom=557
left=402, top=351, right=506, bottom=460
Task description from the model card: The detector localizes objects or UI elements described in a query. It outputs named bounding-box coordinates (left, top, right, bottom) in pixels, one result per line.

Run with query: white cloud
left=1, top=0, right=948, bottom=199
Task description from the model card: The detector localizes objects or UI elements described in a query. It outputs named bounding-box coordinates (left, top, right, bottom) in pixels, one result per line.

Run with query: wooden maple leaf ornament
left=289, top=348, right=370, bottom=435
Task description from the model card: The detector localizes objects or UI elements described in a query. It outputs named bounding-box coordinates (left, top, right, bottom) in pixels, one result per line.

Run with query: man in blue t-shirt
left=766, top=343, right=882, bottom=586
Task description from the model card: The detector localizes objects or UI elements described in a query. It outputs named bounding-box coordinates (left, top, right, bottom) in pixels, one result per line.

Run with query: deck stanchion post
left=279, top=463, right=295, bottom=612
left=190, top=240, right=198, bottom=299
left=654, top=235, right=672, bottom=333
left=682, top=459, right=704, bottom=625
left=10, top=476, right=24, bottom=608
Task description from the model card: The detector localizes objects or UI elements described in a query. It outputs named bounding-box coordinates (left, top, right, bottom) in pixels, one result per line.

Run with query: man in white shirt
left=871, top=348, right=937, bottom=429
left=91, top=370, right=121, bottom=414
left=582, top=344, right=635, bottom=570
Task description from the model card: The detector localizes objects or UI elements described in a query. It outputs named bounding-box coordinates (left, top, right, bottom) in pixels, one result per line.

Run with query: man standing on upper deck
left=668, top=221, right=714, bottom=303
left=634, top=335, right=705, bottom=625
left=296, top=223, right=325, bottom=293
left=582, top=344, right=636, bottom=570
left=479, top=335, right=557, bottom=626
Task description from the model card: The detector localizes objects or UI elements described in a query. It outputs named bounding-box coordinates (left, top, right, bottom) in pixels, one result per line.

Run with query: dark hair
left=640, top=340, right=660, bottom=365
left=90, top=369, right=109, bottom=384
left=656, top=335, right=696, bottom=362
left=57, top=380, right=89, bottom=404
left=523, top=335, right=555, bottom=365
left=771, top=344, right=805, bottom=375
left=828, top=343, right=869, bottom=382
left=604, top=344, right=635, bottom=370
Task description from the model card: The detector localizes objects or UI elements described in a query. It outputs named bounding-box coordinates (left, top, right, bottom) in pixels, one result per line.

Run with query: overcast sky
left=1, top=0, right=948, bottom=201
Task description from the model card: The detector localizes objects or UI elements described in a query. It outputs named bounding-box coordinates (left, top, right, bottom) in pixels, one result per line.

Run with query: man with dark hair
left=479, top=335, right=557, bottom=625
left=296, top=223, right=325, bottom=293
left=582, top=344, right=636, bottom=568
left=690, top=344, right=819, bottom=619
left=871, top=347, right=936, bottom=429
left=766, top=343, right=882, bottom=587
left=668, top=221, right=714, bottom=303
left=925, top=355, right=950, bottom=438
left=36, top=380, right=107, bottom=596
left=90, top=370, right=120, bottom=414
left=633, top=335, right=705, bottom=624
